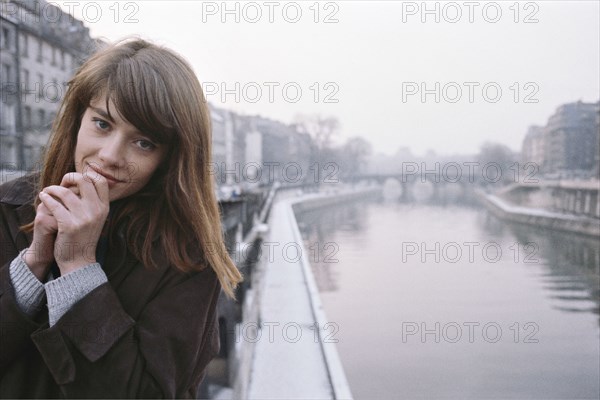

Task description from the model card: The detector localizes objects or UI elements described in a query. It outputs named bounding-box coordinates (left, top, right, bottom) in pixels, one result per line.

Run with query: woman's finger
left=42, top=185, right=82, bottom=212
left=60, top=172, right=79, bottom=189
left=35, top=201, right=58, bottom=231
left=82, top=169, right=110, bottom=205
left=61, top=172, right=97, bottom=201
left=38, top=191, right=70, bottom=221
left=38, top=200, right=54, bottom=217
left=63, top=171, right=109, bottom=205
left=60, top=173, right=82, bottom=197
left=69, top=185, right=81, bottom=196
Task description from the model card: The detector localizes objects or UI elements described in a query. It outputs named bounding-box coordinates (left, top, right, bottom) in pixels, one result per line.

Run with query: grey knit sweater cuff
left=45, top=263, right=108, bottom=327
left=9, top=251, right=46, bottom=315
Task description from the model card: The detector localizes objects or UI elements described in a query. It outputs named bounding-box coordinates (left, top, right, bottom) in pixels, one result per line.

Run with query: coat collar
left=0, top=174, right=38, bottom=245
left=0, top=173, right=38, bottom=205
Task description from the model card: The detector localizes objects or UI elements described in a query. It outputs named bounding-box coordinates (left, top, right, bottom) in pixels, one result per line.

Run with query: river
left=296, top=191, right=600, bottom=399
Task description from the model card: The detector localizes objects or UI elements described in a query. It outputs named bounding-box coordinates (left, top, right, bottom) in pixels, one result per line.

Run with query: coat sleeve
left=0, top=202, right=46, bottom=375
left=28, top=265, right=221, bottom=398
left=0, top=263, right=46, bottom=375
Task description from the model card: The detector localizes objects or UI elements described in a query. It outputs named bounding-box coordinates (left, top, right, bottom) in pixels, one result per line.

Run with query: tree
left=292, top=114, right=340, bottom=151
left=477, top=141, right=519, bottom=185
left=292, top=114, right=341, bottom=171
left=341, top=137, right=373, bottom=177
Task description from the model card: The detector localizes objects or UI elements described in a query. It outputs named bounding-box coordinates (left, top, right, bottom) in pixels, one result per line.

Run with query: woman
left=0, top=38, right=242, bottom=398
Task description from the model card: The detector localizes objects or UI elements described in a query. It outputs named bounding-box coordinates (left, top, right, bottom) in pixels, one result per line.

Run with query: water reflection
left=480, top=213, right=600, bottom=320
left=296, top=201, right=370, bottom=293
left=299, top=197, right=600, bottom=320
left=295, top=196, right=600, bottom=399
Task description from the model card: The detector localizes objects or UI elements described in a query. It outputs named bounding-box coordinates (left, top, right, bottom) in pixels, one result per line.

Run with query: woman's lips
left=87, top=165, right=124, bottom=187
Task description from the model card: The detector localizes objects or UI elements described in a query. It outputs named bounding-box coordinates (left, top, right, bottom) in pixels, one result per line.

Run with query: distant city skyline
left=54, top=1, right=600, bottom=156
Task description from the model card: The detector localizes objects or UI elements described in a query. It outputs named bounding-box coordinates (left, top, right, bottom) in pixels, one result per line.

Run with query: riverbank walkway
left=242, top=187, right=378, bottom=399
left=481, top=191, right=600, bottom=237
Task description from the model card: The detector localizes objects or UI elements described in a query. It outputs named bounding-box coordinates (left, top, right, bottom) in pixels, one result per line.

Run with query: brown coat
left=0, top=175, right=221, bottom=398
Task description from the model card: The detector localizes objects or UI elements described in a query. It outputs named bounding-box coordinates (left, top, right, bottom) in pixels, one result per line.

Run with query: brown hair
left=25, top=38, right=242, bottom=298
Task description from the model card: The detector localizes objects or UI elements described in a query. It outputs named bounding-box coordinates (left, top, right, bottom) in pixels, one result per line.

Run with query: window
left=22, top=69, right=29, bottom=90
left=0, top=140, right=14, bottom=163
left=37, top=38, right=43, bottom=62
left=1, top=64, right=10, bottom=83
left=64, top=52, right=71, bottom=72
left=21, top=33, right=28, bottom=57
left=60, top=50, right=65, bottom=70
left=51, top=47, right=56, bottom=66
left=1, top=103, right=16, bottom=132
left=37, top=73, right=43, bottom=95
left=24, top=146, right=34, bottom=166
left=24, top=106, right=32, bottom=129
left=1, top=27, right=9, bottom=49
left=38, top=109, right=46, bottom=128
left=49, top=78, right=60, bottom=102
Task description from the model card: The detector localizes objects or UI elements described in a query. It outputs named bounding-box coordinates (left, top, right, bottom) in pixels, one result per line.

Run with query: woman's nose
left=98, top=135, right=127, bottom=167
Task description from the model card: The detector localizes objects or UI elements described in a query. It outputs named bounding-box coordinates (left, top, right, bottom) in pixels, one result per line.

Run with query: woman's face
left=74, top=96, right=167, bottom=202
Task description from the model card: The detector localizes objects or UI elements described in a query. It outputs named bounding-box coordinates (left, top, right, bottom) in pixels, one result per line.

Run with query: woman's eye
left=136, top=140, right=156, bottom=151
left=93, top=119, right=110, bottom=130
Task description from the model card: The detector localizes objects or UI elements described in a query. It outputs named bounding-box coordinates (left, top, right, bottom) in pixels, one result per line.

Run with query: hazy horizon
left=54, top=1, right=600, bottom=156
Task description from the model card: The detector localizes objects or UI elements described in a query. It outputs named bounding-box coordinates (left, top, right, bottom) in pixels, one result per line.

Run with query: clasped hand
left=24, top=171, right=109, bottom=279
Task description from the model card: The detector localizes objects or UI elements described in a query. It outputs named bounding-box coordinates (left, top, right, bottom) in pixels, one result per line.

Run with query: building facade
left=521, top=125, right=545, bottom=170
left=1, top=0, right=96, bottom=170
left=2, top=1, right=323, bottom=187
left=544, top=101, right=599, bottom=177
left=595, top=107, right=600, bottom=178
left=209, top=106, right=314, bottom=188
left=521, top=100, right=600, bottom=178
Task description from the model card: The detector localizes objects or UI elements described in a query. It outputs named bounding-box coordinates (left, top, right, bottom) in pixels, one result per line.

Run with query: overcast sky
left=55, top=1, right=600, bottom=156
